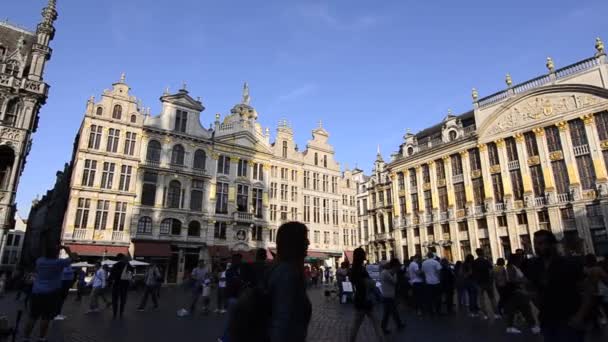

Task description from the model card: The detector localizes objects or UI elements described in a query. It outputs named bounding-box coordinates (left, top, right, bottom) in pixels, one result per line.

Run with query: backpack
left=227, top=265, right=276, bottom=342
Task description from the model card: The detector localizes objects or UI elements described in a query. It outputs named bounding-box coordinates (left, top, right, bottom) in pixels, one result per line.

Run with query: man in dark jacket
left=108, top=253, right=134, bottom=319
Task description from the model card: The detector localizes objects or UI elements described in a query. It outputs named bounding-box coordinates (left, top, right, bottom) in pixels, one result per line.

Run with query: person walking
left=137, top=263, right=161, bottom=311
left=525, top=230, right=591, bottom=342
left=87, top=262, right=110, bottom=313
left=440, top=258, right=455, bottom=314
left=462, top=254, right=480, bottom=317
left=75, top=267, right=86, bottom=302
left=54, top=264, right=75, bottom=320
left=380, top=258, right=405, bottom=334
left=472, top=248, right=500, bottom=319
left=503, top=253, right=540, bottom=335
left=349, top=247, right=385, bottom=342
left=421, top=251, right=442, bottom=316
left=493, top=258, right=508, bottom=316
left=216, top=265, right=227, bottom=314
left=189, top=260, right=207, bottom=314
left=407, top=255, right=424, bottom=315
left=454, top=261, right=467, bottom=311
left=23, top=245, right=74, bottom=342
left=108, top=253, right=134, bottom=319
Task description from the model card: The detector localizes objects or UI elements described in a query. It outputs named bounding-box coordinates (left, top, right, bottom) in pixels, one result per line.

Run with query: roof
left=415, top=110, right=475, bottom=140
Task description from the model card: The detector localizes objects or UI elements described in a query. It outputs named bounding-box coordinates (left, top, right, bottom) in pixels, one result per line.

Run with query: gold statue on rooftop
left=546, top=57, right=555, bottom=73
left=472, top=88, right=478, bottom=101
left=596, top=37, right=605, bottom=55
left=505, top=73, right=513, bottom=87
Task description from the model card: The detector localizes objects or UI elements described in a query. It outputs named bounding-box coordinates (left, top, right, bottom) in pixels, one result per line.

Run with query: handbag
left=120, top=265, right=133, bottom=281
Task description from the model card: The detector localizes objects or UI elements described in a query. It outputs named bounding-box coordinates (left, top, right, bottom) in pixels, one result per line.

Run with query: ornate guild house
left=367, top=39, right=608, bottom=262
left=0, top=1, right=57, bottom=254
left=61, top=80, right=357, bottom=283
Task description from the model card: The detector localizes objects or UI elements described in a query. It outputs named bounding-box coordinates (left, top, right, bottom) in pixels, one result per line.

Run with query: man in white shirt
left=88, top=263, right=109, bottom=312
left=421, top=251, right=442, bottom=315
left=189, top=260, right=207, bottom=314
left=407, top=255, right=424, bottom=315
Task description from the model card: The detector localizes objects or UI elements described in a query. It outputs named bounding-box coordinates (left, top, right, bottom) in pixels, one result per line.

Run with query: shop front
left=65, top=243, right=129, bottom=262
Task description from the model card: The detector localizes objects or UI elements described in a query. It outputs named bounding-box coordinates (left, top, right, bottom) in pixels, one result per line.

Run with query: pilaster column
left=496, top=138, right=513, bottom=206
left=428, top=161, right=439, bottom=213
left=405, top=169, right=413, bottom=217
left=514, top=133, right=533, bottom=195
left=581, top=114, right=608, bottom=182
left=443, top=156, right=455, bottom=208
left=478, top=144, right=494, bottom=203
left=556, top=121, right=581, bottom=189
left=533, top=128, right=556, bottom=194
left=449, top=221, right=461, bottom=261
left=155, top=173, right=166, bottom=208
left=460, top=151, right=474, bottom=205
left=415, top=165, right=424, bottom=215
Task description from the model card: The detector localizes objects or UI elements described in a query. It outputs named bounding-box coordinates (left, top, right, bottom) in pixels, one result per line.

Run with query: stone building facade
left=61, top=81, right=357, bottom=282
left=0, top=0, right=57, bottom=255
left=377, top=40, right=608, bottom=263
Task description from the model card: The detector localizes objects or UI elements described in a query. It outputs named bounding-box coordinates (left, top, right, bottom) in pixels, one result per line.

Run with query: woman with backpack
left=349, top=247, right=386, bottom=342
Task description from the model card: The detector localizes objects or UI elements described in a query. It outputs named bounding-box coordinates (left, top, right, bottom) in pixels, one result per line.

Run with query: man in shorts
left=23, top=244, right=73, bottom=342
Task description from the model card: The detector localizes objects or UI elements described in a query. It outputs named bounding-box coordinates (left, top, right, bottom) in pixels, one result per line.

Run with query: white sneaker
left=506, top=327, right=522, bottom=334
left=54, top=315, right=66, bottom=320
left=531, top=326, right=541, bottom=334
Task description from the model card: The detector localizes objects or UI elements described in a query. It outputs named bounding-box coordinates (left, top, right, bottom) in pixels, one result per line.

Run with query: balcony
left=424, top=214, right=433, bottom=223
left=439, top=211, right=449, bottom=221
left=517, top=225, right=529, bottom=235
left=562, top=218, right=577, bottom=230
left=143, top=159, right=161, bottom=167
left=455, top=208, right=466, bottom=219
left=508, top=160, right=520, bottom=170
left=573, top=144, right=590, bottom=157
left=234, top=211, right=254, bottom=222
left=494, top=202, right=505, bottom=212
left=169, top=163, right=186, bottom=171
left=73, top=229, right=89, bottom=240
left=452, top=174, right=464, bottom=183
left=375, top=232, right=388, bottom=241
left=474, top=205, right=485, bottom=215
left=557, top=193, right=571, bottom=203
left=458, top=231, right=469, bottom=240
left=111, top=231, right=128, bottom=242
left=534, top=197, right=546, bottom=207
left=442, top=233, right=451, bottom=240
left=539, top=222, right=550, bottom=231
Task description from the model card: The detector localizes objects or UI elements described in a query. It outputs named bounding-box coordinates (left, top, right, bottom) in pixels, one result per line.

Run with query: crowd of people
left=6, top=223, right=608, bottom=342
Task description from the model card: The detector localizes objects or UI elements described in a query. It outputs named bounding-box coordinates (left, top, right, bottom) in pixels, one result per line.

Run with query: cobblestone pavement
left=0, top=287, right=606, bottom=341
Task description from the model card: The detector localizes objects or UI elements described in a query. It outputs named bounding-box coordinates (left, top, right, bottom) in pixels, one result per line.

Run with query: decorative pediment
left=478, top=85, right=608, bottom=139
left=160, top=90, right=204, bottom=112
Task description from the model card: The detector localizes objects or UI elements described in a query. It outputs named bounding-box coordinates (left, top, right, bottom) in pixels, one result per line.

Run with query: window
left=112, top=104, right=122, bottom=119
left=190, top=180, right=204, bottom=211
left=2, top=99, right=19, bottom=126
left=510, top=170, right=524, bottom=200
left=270, top=205, right=277, bottom=221
left=137, top=217, right=152, bottom=234
left=491, top=174, right=504, bottom=203
left=171, top=145, right=185, bottom=165
left=435, top=160, right=445, bottom=180
left=545, top=126, right=562, bottom=152
left=188, top=221, right=201, bottom=237
left=81, top=159, right=97, bottom=187
left=530, top=165, right=545, bottom=197
left=454, top=182, right=466, bottom=209
left=332, top=200, right=339, bottom=225
left=304, top=196, right=310, bottom=222
left=517, top=213, right=528, bottom=225
left=449, top=130, right=457, bottom=141
left=291, top=186, right=297, bottom=202
left=167, top=180, right=181, bottom=208
left=497, top=215, right=507, bottom=227
left=106, top=128, right=120, bottom=153
left=313, top=173, right=319, bottom=190
left=215, top=182, right=228, bottom=213
left=472, top=178, right=485, bottom=205
left=88, top=125, right=102, bottom=149
left=331, top=176, right=337, bottom=193
left=596, top=111, right=608, bottom=141
left=280, top=184, right=288, bottom=201
left=237, top=184, right=249, bottom=212
left=313, top=197, right=320, bottom=223
left=280, top=205, right=288, bottom=221
left=524, top=132, right=539, bottom=157
left=252, top=163, right=263, bottom=180
left=505, top=138, right=518, bottom=162
left=113, top=202, right=127, bottom=231
left=130, top=114, right=137, bottom=123
left=569, top=119, right=588, bottom=147
left=252, top=188, right=263, bottom=218
left=458, top=221, right=468, bottom=232
left=438, top=187, right=448, bottom=212
left=237, top=159, right=248, bottom=177
left=411, top=193, right=419, bottom=213
left=252, top=226, right=263, bottom=241
left=424, top=190, right=432, bottom=212
left=160, top=219, right=171, bottom=235
left=100, top=162, right=115, bottom=189
left=577, top=155, right=596, bottom=190
left=170, top=219, right=182, bottom=235
left=269, top=182, right=277, bottom=199
left=409, top=168, right=417, bottom=188
left=333, top=232, right=339, bottom=245
left=398, top=172, right=406, bottom=190
left=118, top=165, right=132, bottom=191
left=422, top=165, right=430, bottom=183
left=282, top=141, right=288, bottom=158
left=146, top=140, right=161, bottom=162
left=322, top=175, right=328, bottom=192
left=74, top=198, right=91, bottom=229
left=304, top=171, right=310, bottom=189
left=96, top=107, right=103, bottom=115
left=552, top=160, right=570, bottom=194
left=291, top=170, right=297, bottom=182
left=538, top=210, right=550, bottom=224
left=291, top=207, right=298, bottom=220
left=141, top=172, right=157, bottom=206
left=324, top=231, right=330, bottom=245
left=451, top=154, right=463, bottom=175
left=174, top=109, right=188, bottom=132
left=271, top=166, right=278, bottom=178
left=5, top=60, right=19, bottom=77
left=323, top=155, right=328, bottom=168
left=488, top=142, right=500, bottom=166
left=94, top=200, right=110, bottom=230
left=398, top=197, right=405, bottom=216
left=314, top=153, right=318, bottom=166
left=323, top=199, right=330, bottom=224
left=469, top=148, right=481, bottom=171
left=123, top=132, right=136, bottom=155
left=193, top=150, right=206, bottom=170
left=217, top=155, right=230, bottom=175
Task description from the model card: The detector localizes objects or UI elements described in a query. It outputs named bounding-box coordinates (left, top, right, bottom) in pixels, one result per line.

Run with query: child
left=201, top=276, right=211, bottom=315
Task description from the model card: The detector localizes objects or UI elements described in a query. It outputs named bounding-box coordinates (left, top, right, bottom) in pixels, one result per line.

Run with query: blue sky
left=5, top=0, right=607, bottom=216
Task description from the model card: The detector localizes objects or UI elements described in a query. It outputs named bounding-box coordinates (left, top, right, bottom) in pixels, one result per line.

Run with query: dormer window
left=112, top=104, right=122, bottom=119
left=96, top=107, right=103, bottom=116
left=130, top=114, right=137, bottom=123
left=314, top=153, right=318, bottom=166
left=449, top=130, right=457, bottom=141
left=323, top=155, right=327, bottom=168
left=407, top=146, right=414, bottom=156
left=175, top=110, right=187, bottom=133
left=282, top=141, right=288, bottom=158
left=5, top=60, right=19, bottom=77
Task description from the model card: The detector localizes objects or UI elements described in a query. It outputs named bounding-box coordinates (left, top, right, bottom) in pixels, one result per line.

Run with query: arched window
left=407, top=146, right=414, bottom=156
left=314, top=153, right=318, bottom=166
left=130, top=114, right=137, bottom=123
left=193, top=149, right=206, bottom=170
left=188, top=221, right=201, bottom=237
left=137, top=216, right=153, bottom=234
left=96, top=107, right=103, bottom=115
left=146, top=140, right=161, bottom=162
left=378, top=213, right=385, bottom=233
left=323, top=155, right=327, bottom=168
left=0, top=146, right=15, bottom=190
left=449, top=130, right=457, bottom=141
left=5, top=60, right=19, bottom=77
left=167, top=180, right=181, bottom=208
left=282, top=141, right=288, bottom=158
left=170, top=219, right=182, bottom=235
left=171, top=144, right=185, bottom=165
left=112, top=104, right=122, bottom=119
left=3, top=98, right=19, bottom=126
left=0, top=46, right=5, bottom=57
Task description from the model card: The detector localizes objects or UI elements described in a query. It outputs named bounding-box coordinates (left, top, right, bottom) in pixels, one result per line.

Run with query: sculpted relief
left=485, top=93, right=604, bottom=136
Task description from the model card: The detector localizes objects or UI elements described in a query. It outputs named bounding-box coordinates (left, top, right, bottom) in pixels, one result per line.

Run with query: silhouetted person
left=380, top=258, right=405, bottom=334
left=109, top=253, right=134, bottom=319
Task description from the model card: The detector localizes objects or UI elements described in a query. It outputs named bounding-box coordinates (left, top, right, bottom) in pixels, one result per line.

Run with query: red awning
left=133, top=241, right=171, bottom=257
left=66, top=244, right=128, bottom=257
left=306, top=251, right=328, bottom=259
left=208, top=245, right=231, bottom=258
left=344, top=250, right=354, bottom=263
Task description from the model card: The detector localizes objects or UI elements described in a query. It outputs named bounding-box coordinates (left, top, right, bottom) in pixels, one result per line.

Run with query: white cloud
left=292, top=3, right=382, bottom=31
